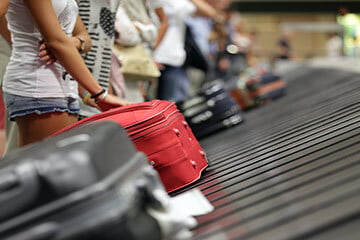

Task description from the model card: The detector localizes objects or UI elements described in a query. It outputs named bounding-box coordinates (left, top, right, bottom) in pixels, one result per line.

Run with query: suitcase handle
left=81, top=100, right=162, bottom=123
left=112, top=100, right=160, bottom=113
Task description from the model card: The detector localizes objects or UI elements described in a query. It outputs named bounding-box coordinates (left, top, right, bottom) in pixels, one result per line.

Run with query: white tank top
left=3, top=0, right=79, bottom=98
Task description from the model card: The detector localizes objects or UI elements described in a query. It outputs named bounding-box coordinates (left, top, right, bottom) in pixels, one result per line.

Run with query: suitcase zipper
left=78, top=100, right=162, bottom=124
left=78, top=100, right=177, bottom=134
left=125, top=102, right=176, bottom=132
left=128, top=110, right=180, bottom=138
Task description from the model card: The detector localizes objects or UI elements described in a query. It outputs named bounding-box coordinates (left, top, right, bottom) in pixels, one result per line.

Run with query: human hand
left=38, top=40, right=57, bottom=65
left=155, top=62, right=164, bottom=70
left=96, top=93, right=131, bottom=111
left=84, top=97, right=98, bottom=108
left=38, top=36, right=83, bottom=65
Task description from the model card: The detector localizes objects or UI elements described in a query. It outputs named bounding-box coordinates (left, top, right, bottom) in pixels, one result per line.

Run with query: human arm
left=153, top=7, right=168, bottom=49
left=78, top=85, right=98, bottom=108
left=190, top=0, right=217, bottom=19
left=71, top=15, right=92, bottom=53
left=78, top=83, right=130, bottom=108
left=114, top=7, right=141, bottom=47
left=0, top=0, right=9, bottom=17
left=39, top=15, right=92, bottom=65
left=0, top=0, right=11, bottom=45
left=24, top=0, right=125, bottom=109
left=0, top=15, right=11, bottom=45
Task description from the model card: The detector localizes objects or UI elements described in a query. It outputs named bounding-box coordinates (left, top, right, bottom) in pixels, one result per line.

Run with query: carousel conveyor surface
left=174, top=66, right=360, bottom=240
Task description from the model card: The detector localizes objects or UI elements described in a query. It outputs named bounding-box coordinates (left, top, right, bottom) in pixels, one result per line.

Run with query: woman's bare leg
left=15, top=112, right=78, bottom=147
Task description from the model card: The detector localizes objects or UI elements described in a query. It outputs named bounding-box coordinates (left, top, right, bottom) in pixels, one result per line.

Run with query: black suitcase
left=177, top=80, right=243, bottom=138
left=0, top=121, right=177, bottom=240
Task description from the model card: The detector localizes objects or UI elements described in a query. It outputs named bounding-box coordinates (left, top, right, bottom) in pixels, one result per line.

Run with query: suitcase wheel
left=190, top=160, right=197, bottom=169
left=173, top=128, right=181, bottom=137
left=199, top=150, right=206, bottom=158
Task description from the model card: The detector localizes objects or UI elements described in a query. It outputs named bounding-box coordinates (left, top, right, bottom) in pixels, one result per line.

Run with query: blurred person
left=145, top=0, right=169, bottom=100
left=184, top=17, right=214, bottom=95
left=232, top=17, right=251, bottom=56
left=210, top=10, right=249, bottom=81
left=184, top=0, right=230, bottom=92
left=153, top=0, right=217, bottom=102
left=75, top=0, right=132, bottom=118
left=111, top=0, right=168, bottom=102
left=326, top=32, right=343, bottom=58
left=187, top=0, right=230, bottom=68
left=151, top=0, right=169, bottom=51
left=3, top=0, right=126, bottom=147
left=247, top=29, right=263, bottom=65
left=119, top=0, right=168, bottom=52
left=275, top=30, right=294, bottom=60
left=112, top=2, right=147, bottom=102
left=208, top=9, right=232, bottom=80
left=351, top=35, right=360, bottom=57
left=230, top=16, right=251, bottom=74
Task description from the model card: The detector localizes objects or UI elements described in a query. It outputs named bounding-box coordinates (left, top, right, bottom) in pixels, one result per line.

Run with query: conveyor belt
left=176, top=66, right=360, bottom=240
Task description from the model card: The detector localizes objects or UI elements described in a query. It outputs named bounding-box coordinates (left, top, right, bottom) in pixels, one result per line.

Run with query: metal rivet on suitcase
left=189, top=137, right=193, bottom=141
left=173, top=128, right=180, bottom=136
left=150, top=160, right=156, bottom=165
left=199, top=150, right=206, bottom=158
left=190, top=160, right=197, bottom=169
left=182, top=120, right=188, bottom=128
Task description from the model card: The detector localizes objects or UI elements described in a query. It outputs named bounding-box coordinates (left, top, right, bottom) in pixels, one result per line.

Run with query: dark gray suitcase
left=177, top=80, right=243, bottom=138
left=0, top=121, right=169, bottom=240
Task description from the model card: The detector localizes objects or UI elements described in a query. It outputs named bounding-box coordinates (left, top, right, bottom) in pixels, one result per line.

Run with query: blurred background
left=230, top=0, right=360, bottom=61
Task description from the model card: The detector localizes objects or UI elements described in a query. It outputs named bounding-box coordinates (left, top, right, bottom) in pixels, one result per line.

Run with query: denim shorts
left=3, top=92, right=80, bottom=121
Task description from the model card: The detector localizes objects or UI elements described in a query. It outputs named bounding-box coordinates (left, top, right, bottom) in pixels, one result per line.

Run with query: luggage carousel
left=175, top=65, right=360, bottom=240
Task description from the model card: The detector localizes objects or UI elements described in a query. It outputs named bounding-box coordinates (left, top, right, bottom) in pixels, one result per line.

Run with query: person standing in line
left=275, top=30, right=294, bottom=60
left=326, top=32, right=343, bottom=58
left=143, top=0, right=169, bottom=101
left=2, top=0, right=126, bottom=147
left=150, top=0, right=169, bottom=51
left=75, top=0, right=131, bottom=118
left=111, top=0, right=168, bottom=102
left=184, top=0, right=230, bottom=93
left=153, top=0, right=218, bottom=102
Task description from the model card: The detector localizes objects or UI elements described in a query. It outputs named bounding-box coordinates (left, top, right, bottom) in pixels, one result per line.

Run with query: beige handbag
left=113, top=43, right=160, bottom=81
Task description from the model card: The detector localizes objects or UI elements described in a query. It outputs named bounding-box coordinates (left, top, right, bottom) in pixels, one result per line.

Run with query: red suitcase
left=54, top=100, right=208, bottom=192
